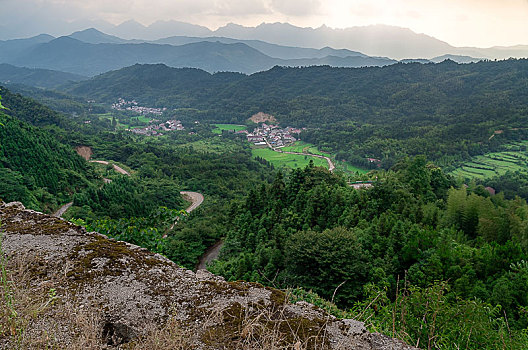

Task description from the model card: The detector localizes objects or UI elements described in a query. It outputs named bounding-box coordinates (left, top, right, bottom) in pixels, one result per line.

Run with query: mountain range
left=0, top=29, right=398, bottom=76
left=2, top=19, right=527, bottom=60
left=1, top=23, right=525, bottom=81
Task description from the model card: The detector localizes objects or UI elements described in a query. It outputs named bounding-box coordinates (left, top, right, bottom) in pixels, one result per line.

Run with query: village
left=112, top=98, right=167, bottom=116
left=242, top=123, right=303, bottom=148
left=128, top=119, right=184, bottom=136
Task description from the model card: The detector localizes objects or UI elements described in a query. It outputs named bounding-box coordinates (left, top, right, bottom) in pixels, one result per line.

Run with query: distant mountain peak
left=68, top=28, right=126, bottom=44
left=117, top=19, right=146, bottom=28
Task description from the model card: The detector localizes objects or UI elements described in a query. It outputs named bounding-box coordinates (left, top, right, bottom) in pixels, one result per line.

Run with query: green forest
left=1, top=58, right=528, bottom=349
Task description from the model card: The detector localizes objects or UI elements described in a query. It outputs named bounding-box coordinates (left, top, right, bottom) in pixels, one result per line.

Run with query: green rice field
left=280, top=141, right=368, bottom=174
left=281, top=141, right=327, bottom=156
left=212, top=124, right=247, bottom=134
left=252, top=148, right=328, bottom=169
left=252, top=141, right=369, bottom=174
left=450, top=141, right=528, bottom=179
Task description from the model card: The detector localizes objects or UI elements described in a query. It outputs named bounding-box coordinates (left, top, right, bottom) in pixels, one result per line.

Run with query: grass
left=279, top=141, right=368, bottom=175
left=212, top=124, right=247, bottom=134
left=96, top=113, right=155, bottom=130
left=333, top=160, right=369, bottom=175
left=252, top=148, right=328, bottom=169
left=450, top=142, right=528, bottom=179
left=281, top=141, right=328, bottom=156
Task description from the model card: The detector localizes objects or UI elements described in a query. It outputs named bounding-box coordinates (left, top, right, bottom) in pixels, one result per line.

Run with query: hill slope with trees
left=65, top=59, right=528, bottom=167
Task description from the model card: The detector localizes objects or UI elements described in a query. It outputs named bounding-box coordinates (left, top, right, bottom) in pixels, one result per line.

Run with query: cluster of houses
left=128, top=120, right=184, bottom=136
left=112, top=98, right=166, bottom=116
left=244, top=124, right=303, bottom=147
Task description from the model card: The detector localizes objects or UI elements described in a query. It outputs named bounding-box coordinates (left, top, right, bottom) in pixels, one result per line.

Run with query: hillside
left=63, top=60, right=528, bottom=166
left=154, top=35, right=369, bottom=60
left=0, top=63, right=87, bottom=88
left=0, top=200, right=415, bottom=349
left=0, top=35, right=394, bottom=76
left=0, top=92, right=95, bottom=211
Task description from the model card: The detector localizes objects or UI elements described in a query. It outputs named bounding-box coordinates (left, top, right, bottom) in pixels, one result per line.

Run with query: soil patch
left=249, top=112, right=276, bottom=124
left=76, top=146, right=93, bottom=160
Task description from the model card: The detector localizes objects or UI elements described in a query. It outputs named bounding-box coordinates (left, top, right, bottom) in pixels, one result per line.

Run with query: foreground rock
left=0, top=201, right=415, bottom=349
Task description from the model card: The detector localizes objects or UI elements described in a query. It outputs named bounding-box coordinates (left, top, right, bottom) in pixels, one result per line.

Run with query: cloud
left=214, top=0, right=271, bottom=16
left=0, top=0, right=527, bottom=45
left=269, top=0, right=322, bottom=16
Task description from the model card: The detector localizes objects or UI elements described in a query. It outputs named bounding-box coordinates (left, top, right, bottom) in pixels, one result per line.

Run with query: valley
left=1, top=24, right=528, bottom=349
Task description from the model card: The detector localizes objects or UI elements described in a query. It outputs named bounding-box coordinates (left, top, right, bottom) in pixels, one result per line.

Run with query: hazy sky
left=2, top=0, right=528, bottom=47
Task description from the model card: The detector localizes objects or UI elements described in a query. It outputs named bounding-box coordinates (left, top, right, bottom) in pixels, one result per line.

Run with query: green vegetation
left=176, top=137, right=241, bottom=154
left=333, top=159, right=369, bottom=175
left=281, top=141, right=369, bottom=175
left=210, top=158, right=528, bottom=348
left=280, top=141, right=317, bottom=154
left=450, top=141, right=528, bottom=179
left=212, top=124, right=246, bottom=134
left=252, top=147, right=328, bottom=169
left=64, top=60, right=528, bottom=170
left=3, top=56, right=528, bottom=349
left=0, top=94, right=97, bottom=212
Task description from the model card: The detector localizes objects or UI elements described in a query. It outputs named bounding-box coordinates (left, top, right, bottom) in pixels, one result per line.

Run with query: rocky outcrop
left=0, top=201, right=416, bottom=349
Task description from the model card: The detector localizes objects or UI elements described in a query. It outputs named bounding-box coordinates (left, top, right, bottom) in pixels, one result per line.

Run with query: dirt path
left=89, top=160, right=130, bottom=175
left=276, top=149, right=335, bottom=171
left=196, top=240, right=224, bottom=270
left=53, top=202, right=73, bottom=218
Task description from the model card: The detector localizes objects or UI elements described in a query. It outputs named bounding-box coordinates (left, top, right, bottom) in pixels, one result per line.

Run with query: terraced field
left=450, top=141, right=528, bottom=179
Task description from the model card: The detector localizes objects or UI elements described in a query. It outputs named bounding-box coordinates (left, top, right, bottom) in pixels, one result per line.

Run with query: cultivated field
left=252, top=147, right=328, bottom=169
left=212, top=124, right=247, bottom=134
left=333, top=160, right=369, bottom=175
left=450, top=141, right=528, bottom=179
left=281, top=141, right=328, bottom=156
left=280, top=141, right=368, bottom=174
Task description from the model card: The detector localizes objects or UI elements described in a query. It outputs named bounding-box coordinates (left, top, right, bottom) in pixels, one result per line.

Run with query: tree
left=285, top=227, right=368, bottom=305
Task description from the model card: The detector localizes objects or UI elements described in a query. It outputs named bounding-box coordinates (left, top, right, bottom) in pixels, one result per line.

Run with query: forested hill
left=0, top=92, right=96, bottom=211
left=0, top=86, right=73, bottom=128
left=65, top=59, right=528, bottom=165
left=0, top=63, right=87, bottom=89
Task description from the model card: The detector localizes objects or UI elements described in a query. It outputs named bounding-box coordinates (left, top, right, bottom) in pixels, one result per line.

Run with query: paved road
left=168, top=191, right=205, bottom=231
left=89, top=160, right=130, bottom=175
left=53, top=202, right=73, bottom=218
left=180, top=191, right=204, bottom=213
left=196, top=240, right=223, bottom=270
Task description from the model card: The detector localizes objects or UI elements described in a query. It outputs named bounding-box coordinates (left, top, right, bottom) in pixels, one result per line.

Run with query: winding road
left=53, top=202, right=73, bottom=217
left=53, top=160, right=205, bottom=220
left=180, top=191, right=204, bottom=213
left=196, top=240, right=223, bottom=271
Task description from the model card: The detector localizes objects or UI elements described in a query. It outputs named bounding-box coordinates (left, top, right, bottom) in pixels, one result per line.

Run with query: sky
left=1, top=0, right=527, bottom=47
